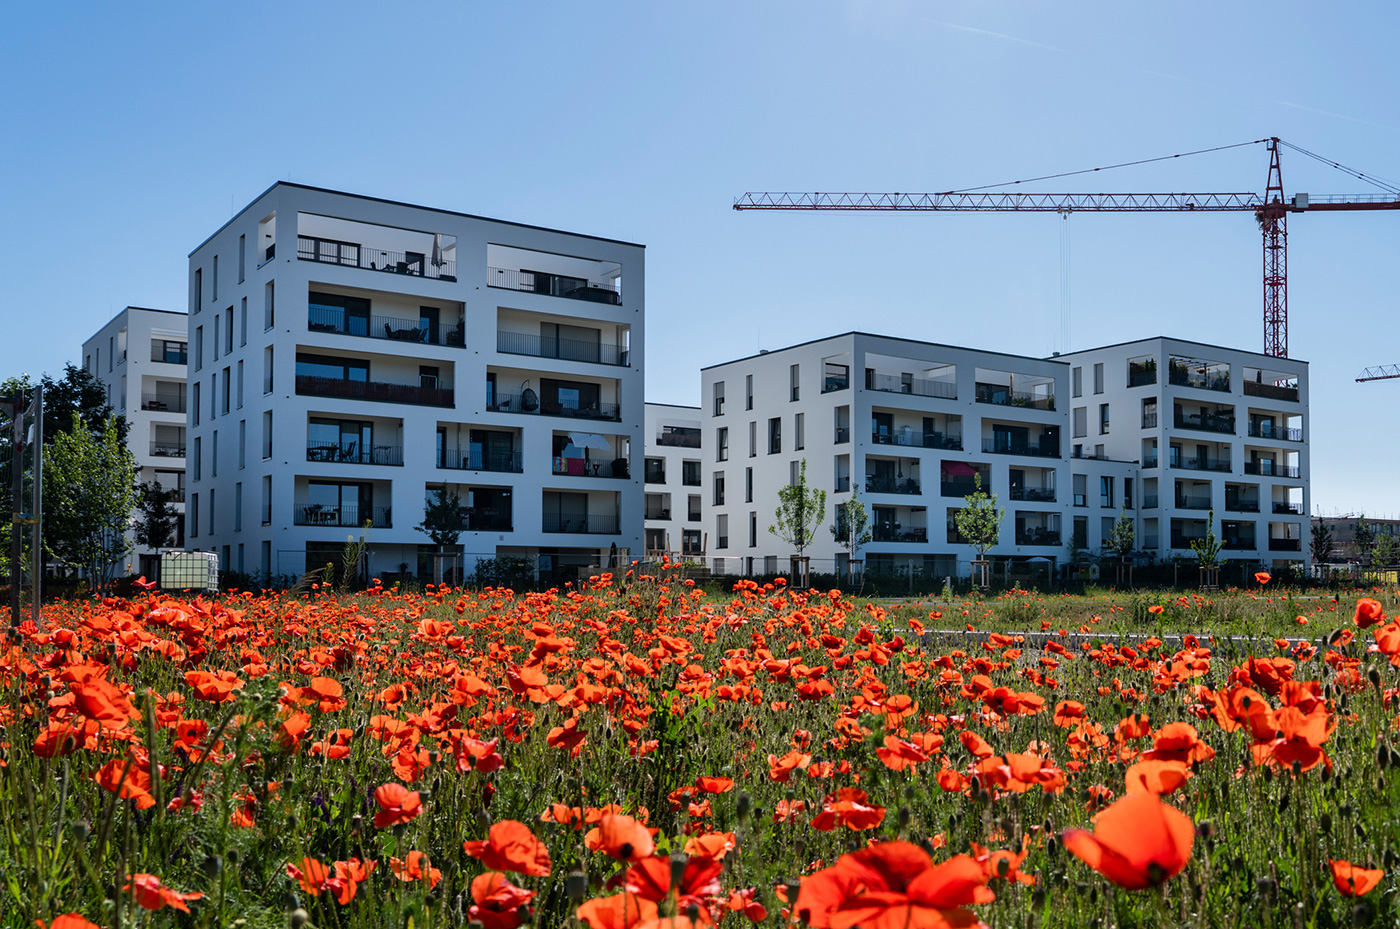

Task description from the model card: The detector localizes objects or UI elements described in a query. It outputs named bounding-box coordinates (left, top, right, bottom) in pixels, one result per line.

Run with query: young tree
left=769, top=459, right=827, bottom=557
left=1372, top=530, right=1400, bottom=567
left=416, top=487, right=464, bottom=583
left=830, top=486, right=873, bottom=580
left=1310, top=519, right=1334, bottom=564
left=954, top=472, right=1004, bottom=563
left=1104, top=509, right=1136, bottom=560
left=1352, top=517, right=1376, bottom=565
left=1190, top=510, right=1223, bottom=569
left=43, top=413, right=137, bottom=591
left=133, top=481, right=179, bottom=552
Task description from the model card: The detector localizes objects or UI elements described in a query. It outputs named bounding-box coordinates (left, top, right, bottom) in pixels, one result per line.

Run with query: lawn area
left=2, top=572, right=1396, bottom=928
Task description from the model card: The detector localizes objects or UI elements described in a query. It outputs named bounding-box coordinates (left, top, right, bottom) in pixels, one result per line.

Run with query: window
left=645, top=458, right=666, bottom=483
left=237, top=360, right=244, bottom=408
left=1124, top=478, right=1133, bottom=509
left=748, top=511, right=757, bottom=547
left=1072, top=406, right=1086, bottom=438
left=1142, top=398, right=1157, bottom=428
left=208, top=488, right=216, bottom=534
left=240, top=297, right=247, bottom=345
left=716, top=514, right=729, bottom=549
left=209, top=375, right=216, bottom=420
left=263, top=346, right=274, bottom=393
left=237, top=543, right=244, bottom=572
left=1099, top=403, right=1110, bottom=434
left=713, top=381, right=725, bottom=416
left=264, top=281, right=275, bottom=329
left=1072, top=367, right=1082, bottom=398
left=789, top=460, right=800, bottom=486
left=261, top=540, right=271, bottom=574
left=682, top=460, right=701, bottom=485
left=716, top=427, right=728, bottom=461
left=192, top=437, right=201, bottom=481
left=212, top=255, right=219, bottom=300
left=748, top=421, right=756, bottom=458
left=238, top=419, right=246, bottom=468
left=1093, top=363, right=1104, bottom=394
left=189, top=493, right=198, bottom=537
left=745, top=374, right=753, bottom=410
left=790, top=364, right=800, bottom=401
left=194, top=326, right=203, bottom=370
left=261, top=475, right=272, bottom=525
left=1073, top=473, right=1087, bottom=507
left=225, top=307, right=234, bottom=354
left=713, top=472, right=725, bottom=506
left=238, top=235, right=246, bottom=283
left=194, top=268, right=202, bottom=314
left=745, top=467, right=753, bottom=503
left=1100, top=476, right=1114, bottom=508
left=222, top=366, right=231, bottom=414
left=211, top=430, right=218, bottom=477
left=192, top=382, right=201, bottom=426
left=262, top=411, right=273, bottom=459
left=688, top=495, right=701, bottom=521
left=794, top=413, right=805, bottom=450
left=768, top=417, right=781, bottom=454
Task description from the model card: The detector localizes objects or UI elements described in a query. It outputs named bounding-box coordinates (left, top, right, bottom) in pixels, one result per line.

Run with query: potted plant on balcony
left=955, top=472, right=1003, bottom=592
left=769, top=459, right=826, bottom=590
left=1191, top=510, right=1223, bottom=590
left=830, top=486, right=872, bottom=591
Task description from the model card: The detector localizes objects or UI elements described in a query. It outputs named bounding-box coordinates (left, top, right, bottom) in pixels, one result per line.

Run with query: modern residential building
left=1057, top=337, right=1310, bottom=569
left=186, top=182, right=644, bottom=584
left=81, top=306, right=189, bottom=578
left=701, top=332, right=1071, bottom=580
left=643, top=403, right=704, bottom=560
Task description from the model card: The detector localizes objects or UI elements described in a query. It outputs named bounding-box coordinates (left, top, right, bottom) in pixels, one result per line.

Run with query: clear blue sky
left=3, top=1, right=1397, bottom=515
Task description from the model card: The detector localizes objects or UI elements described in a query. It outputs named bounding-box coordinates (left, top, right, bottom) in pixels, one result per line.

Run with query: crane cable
left=1274, top=140, right=1400, bottom=194
left=948, top=139, right=1270, bottom=193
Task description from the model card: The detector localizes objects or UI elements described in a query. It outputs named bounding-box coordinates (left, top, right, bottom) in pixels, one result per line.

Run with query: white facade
left=1058, top=337, right=1310, bottom=568
left=701, top=332, right=1071, bottom=580
left=642, top=403, right=704, bottom=559
left=81, top=306, right=189, bottom=577
left=186, top=183, right=644, bottom=584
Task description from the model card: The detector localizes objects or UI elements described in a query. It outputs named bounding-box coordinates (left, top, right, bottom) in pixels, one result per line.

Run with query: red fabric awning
left=941, top=461, right=977, bottom=477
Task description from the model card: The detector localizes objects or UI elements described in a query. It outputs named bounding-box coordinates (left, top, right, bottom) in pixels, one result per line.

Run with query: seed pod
left=288, top=909, right=310, bottom=929
left=566, top=872, right=587, bottom=903
left=670, top=855, right=688, bottom=888
left=1320, top=812, right=1333, bottom=833
left=897, top=806, right=911, bottom=831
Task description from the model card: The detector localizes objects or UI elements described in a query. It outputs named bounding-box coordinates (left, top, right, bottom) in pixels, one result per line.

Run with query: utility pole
left=29, top=385, right=42, bottom=628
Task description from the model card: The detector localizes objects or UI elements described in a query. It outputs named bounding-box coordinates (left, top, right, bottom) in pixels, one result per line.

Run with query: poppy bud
left=1367, top=666, right=1383, bottom=689
left=71, top=820, right=90, bottom=843
left=350, top=813, right=363, bottom=834
left=1278, top=792, right=1290, bottom=813
left=794, top=838, right=806, bottom=860
left=566, top=872, right=587, bottom=903
left=476, top=809, right=490, bottom=831
left=1032, top=887, right=1046, bottom=909
left=736, top=792, right=752, bottom=822
left=288, top=909, right=310, bottom=929
left=897, top=806, right=911, bottom=831
left=1047, top=834, right=1059, bottom=857
left=203, top=855, right=223, bottom=877
left=1262, top=764, right=1274, bottom=783
left=685, top=902, right=700, bottom=922
left=1377, top=743, right=1390, bottom=769
left=1352, top=901, right=1374, bottom=927
left=1340, top=692, right=1349, bottom=712
left=784, top=879, right=802, bottom=906
left=1290, top=760, right=1302, bottom=778
left=1320, top=812, right=1332, bottom=833
left=670, top=854, right=688, bottom=888
left=1257, top=877, right=1276, bottom=899
left=469, top=921, right=485, bottom=929
left=997, top=857, right=1011, bottom=878
left=1196, top=820, right=1217, bottom=840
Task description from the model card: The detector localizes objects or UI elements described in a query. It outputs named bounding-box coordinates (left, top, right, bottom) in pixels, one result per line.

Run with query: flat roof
left=645, top=402, right=702, bottom=411
left=86, top=305, right=185, bottom=339
left=190, top=181, right=646, bottom=256
left=1056, top=335, right=1309, bottom=367
left=702, top=330, right=1071, bottom=372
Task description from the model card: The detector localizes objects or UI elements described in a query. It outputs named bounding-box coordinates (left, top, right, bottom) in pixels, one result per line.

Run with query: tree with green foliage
left=955, top=472, right=1003, bottom=562
left=1372, top=530, right=1400, bottom=567
left=830, top=486, right=873, bottom=580
left=769, top=459, right=826, bottom=558
left=1310, top=519, right=1334, bottom=564
left=1191, top=510, right=1223, bottom=569
left=1352, top=517, right=1376, bottom=565
left=416, top=486, right=464, bottom=583
left=1104, top=508, right=1136, bottom=559
left=133, top=481, right=179, bottom=552
left=43, top=413, right=137, bottom=591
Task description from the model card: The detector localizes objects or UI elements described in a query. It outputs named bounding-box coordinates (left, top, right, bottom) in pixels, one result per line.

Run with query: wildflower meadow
left=2, top=571, right=1398, bottom=928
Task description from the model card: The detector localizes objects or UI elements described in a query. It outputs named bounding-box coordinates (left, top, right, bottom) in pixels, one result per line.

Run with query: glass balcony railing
left=974, top=383, right=1054, bottom=410
left=487, top=391, right=620, bottom=421
left=1173, top=412, right=1235, bottom=434
left=542, top=514, right=621, bottom=534
left=488, top=267, right=620, bottom=304
left=296, top=375, right=454, bottom=407
left=437, top=449, right=523, bottom=473
left=298, top=236, right=456, bottom=281
left=308, top=305, right=464, bottom=347
left=865, top=476, right=921, bottom=495
left=981, top=438, right=1060, bottom=458
left=1244, top=461, right=1301, bottom=478
left=866, top=373, right=957, bottom=400
left=294, top=504, right=393, bottom=528
left=1009, top=487, right=1056, bottom=502
left=1248, top=422, right=1303, bottom=442
left=496, top=331, right=628, bottom=366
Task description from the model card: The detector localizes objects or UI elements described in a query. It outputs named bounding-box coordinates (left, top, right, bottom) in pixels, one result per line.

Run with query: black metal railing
left=307, top=305, right=465, bottom=347
left=1222, top=537, right=1257, bottom=550
left=541, top=514, right=621, bottom=534
left=656, top=431, right=701, bottom=448
left=1172, top=456, right=1231, bottom=472
left=1225, top=500, right=1260, bottom=512
left=496, top=331, right=628, bottom=366
left=1273, top=502, right=1304, bottom=514
left=941, top=479, right=980, bottom=497
left=1128, top=362, right=1157, bottom=387
left=142, top=394, right=187, bottom=413
left=1268, top=537, right=1302, bottom=551
left=1169, top=367, right=1229, bottom=392
left=974, top=383, right=1055, bottom=410
left=459, top=512, right=513, bottom=532
left=1244, top=381, right=1298, bottom=402
left=1248, top=422, right=1303, bottom=442
left=1244, top=461, right=1301, bottom=478
left=872, top=431, right=963, bottom=450
left=306, top=443, right=404, bottom=466
left=296, top=375, right=454, bottom=407
left=1141, top=536, right=1159, bottom=549
left=487, top=391, right=620, bottom=421
left=866, top=373, right=957, bottom=400
left=865, top=476, right=921, bottom=495
left=437, top=448, right=524, bottom=473
left=644, top=465, right=666, bottom=483
left=1170, top=535, right=1206, bottom=549
left=151, top=443, right=186, bottom=458
left=1174, top=411, right=1235, bottom=434
left=1009, top=487, right=1056, bottom=502
left=1174, top=495, right=1212, bottom=510
left=553, top=458, right=628, bottom=478
left=293, top=504, right=393, bottom=528
left=298, top=236, right=456, bottom=281
left=981, top=438, right=1060, bottom=457
left=487, top=267, right=620, bottom=304
left=873, top=526, right=929, bottom=543
left=1016, top=530, right=1061, bottom=546
left=823, top=376, right=850, bottom=393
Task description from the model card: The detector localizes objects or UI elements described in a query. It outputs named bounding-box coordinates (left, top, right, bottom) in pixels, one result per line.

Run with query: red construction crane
left=1356, top=365, right=1400, bottom=382
left=734, top=138, right=1400, bottom=358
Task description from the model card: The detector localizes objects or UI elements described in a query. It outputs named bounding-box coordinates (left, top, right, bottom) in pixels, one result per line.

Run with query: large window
left=296, top=353, right=369, bottom=382
left=540, top=378, right=601, bottom=414
left=308, top=291, right=371, bottom=336
left=308, top=418, right=373, bottom=463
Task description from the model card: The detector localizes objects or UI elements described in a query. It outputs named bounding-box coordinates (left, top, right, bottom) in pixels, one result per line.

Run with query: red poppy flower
left=390, top=851, right=442, bottom=890
left=727, top=887, right=768, bottom=923
left=70, top=677, right=138, bottom=730
left=622, top=854, right=723, bottom=908
left=37, top=916, right=100, bottom=929
left=124, top=874, right=204, bottom=913
left=1355, top=598, right=1386, bottom=628
left=1148, top=605, right=1165, bottom=615
left=793, top=842, right=993, bottom=929
left=184, top=669, right=244, bottom=703
left=469, top=872, right=537, bottom=929
left=767, top=750, right=811, bottom=782
left=694, top=775, right=734, bottom=794
left=810, top=788, right=887, bottom=832
left=1330, top=860, right=1384, bottom=897
left=683, top=831, right=736, bottom=861
left=464, top=820, right=552, bottom=876
left=1124, top=759, right=1191, bottom=795
left=372, top=783, right=423, bottom=828
left=585, top=813, right=656, bottom=861
left=1254, top=572, right=1271, bottom=585
left=577, top=892, right=659, bottom=929
left=1062, top=792, right=1194, bottom=889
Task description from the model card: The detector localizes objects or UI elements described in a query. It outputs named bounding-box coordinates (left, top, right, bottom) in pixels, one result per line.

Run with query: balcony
left=151, top=344, right=188, bottom=365
left=296, top=375, right=454, bottom=407
left=488, top=267, right=620, bottom=305
left=488, top=391, right=620, bottom=421
left=306, top=443, right=404, bottom=466
left=1016, top=530, right=1061, bottom=546
left=1009, top=487, right=1056, bottom=502
left=656, top=429, right=701, bottom=448
left=872, top=431, right=963, bottom=450
left=150, top=443, right=185, bottom=458
left=1168, top=362, right=1229, bottom=393
left=553, top=458, right=629, bottom=479
left=941, top=479, right=979, bottom=497
left=298, top=235, right=456, bottom=281
left=308, top=305, right=465, bottom=348
left=1244, top=381, right=1298, bottom=402
left=1244, top=461, right=1301, bottom=478
left=1128, top=361, right=1157, bottom=387
left=873, top=526, right=929, bottom=543
left=1223, top=536, right=1258, bottom=551
left=1172, top=456, right=1231, bottom=473
left=1272, top=502, right=1304, bottom=515
left=1173, top=411, right=1235, bottom=435
left=496, top=331, right=629, bottom=366
left=865, top=476, right=921, bottom=495
left=1225, top=499, right=1260, bottom=513
left=1248, top=422, right=1303, bottom=442
left=1174, top=495, right=1212, bottom=510
left=1269, top=537, right=1302, bottom=551
left=1142, top=455, right=1159, bottom=469
left=142, top=394, right=187, bottom=413
left=644, top=464, right=666, bottom=483
left=981, top=438, right=1060, bottom=458
left=1170, top=534, right=1206, bottom=549
left=438, top=449, right=523, bottom=473
left=866, top=373, right=956, bottom=400
left=645, top=505, right=670, bottom=521
left=294, top=504, right=393, bottom=528
left=542, top=514, right=621, bottom=534
left=974, top=383, right=1054, bottom=410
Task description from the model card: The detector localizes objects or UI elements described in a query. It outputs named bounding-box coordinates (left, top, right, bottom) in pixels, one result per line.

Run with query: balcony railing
left=656, top=431, right=701, bottom=448
left=1142, top=455, right=1159, bottom=469
left=1170, top=535, right=1206, bottom=549
left=1225, top=499, right=1260, bottom=513
left=294, top=504, right=393, bottom=528
left=873, top=526, right=929, bottom=543
left=1248, top=422, right=1303, bottom=442
left=872, top=431, right=963, bottom=450
left=487, top=391, right=620, bottom=421
left=1244, top=381, right=1299, bottom=402
left=307, top=443, right=404, bottom=466
left=150, top=443, right=186, bottom=458
left=1174, top=496, right=1212, bottom=510
left=1172, top=456, right=1231, bottom=472
left=1222, top=537, right=1258, bottom=550
left=1142, top=494, right=1159, bottom=508
left=1142, top=412, right=1158, bottom=428
left=1268, top=537, right=1302, bottom=551
left=941, top=479, right=980, bottom=497
left=866, top=373, right=957, bottom=400
left=1128, top=362, right=1157, bottom=387
left=553, top=458, right=628, bottom=479
left=1009, top=487, right=1056, bottom=502
left=687, top=509, right=701, bottom=522
left=151, top=346, right=188, bottom=365
left=645, top=506, right=670, bottom=520
left=459, top=512, right=513, bottom=532
left=542, top=514, right=621, bottom=534
left=1016, top=530, right=1061, bottom=546
left=142, top=394, right=187, bottom=413
left=1169, top=368, right=1229, bottom=392
left=297, top=236, right=456, bottom=281
left=1244, top=461, right=1301, bottom=478
left=1272, top=502, right=1304, bottom=515
left=438, top=448, right=524, bottom=473
left=308, top=305, right=464, bottom=347
left=496, top=331, right=628, bottom=366
left=974, top=383, right=1054, bottom=410
left=1173, top=412, right=1235, bottom=434
left=835, top=475, right=850, bottom=492
left=1142, top=536, right=1159, bottom=549
left=981, top=438, right=1060, bottom=458
left=823, top=375, right=850, bottom=393
left=296, top=375, right=455, bottom=407
left=487, top=267, right=620, bottom=305
left=865, top=476, right=921, bottom=495
left=834, top=426, right=850, bottom=444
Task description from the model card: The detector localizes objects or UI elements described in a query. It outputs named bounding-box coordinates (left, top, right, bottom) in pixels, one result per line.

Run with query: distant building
left=81, top=306, right=189, bottom=578
left=1312, top=515, right=1400, bottom=563
left=643, top=403, right=703, bottom=560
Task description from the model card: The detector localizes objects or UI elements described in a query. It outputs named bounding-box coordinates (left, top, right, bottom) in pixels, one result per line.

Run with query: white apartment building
left=1057, top=337, right=1309, bottom=569
left=186, top=183, right=644, bottom=585
left=701, top=332, right=1071, bottom=580
left=642, top=403, right=704, bottom=559
left=81, top=306, right=189, bottom=578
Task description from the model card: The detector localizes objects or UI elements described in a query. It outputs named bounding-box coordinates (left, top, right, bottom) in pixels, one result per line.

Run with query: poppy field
left=3, top=573, right=1399, bottom=928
